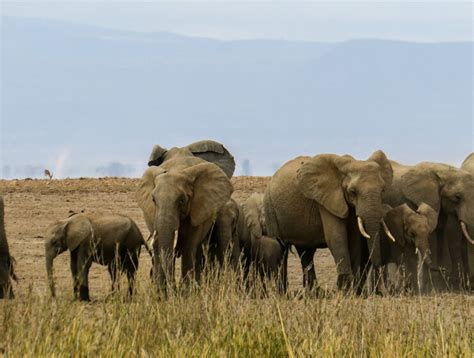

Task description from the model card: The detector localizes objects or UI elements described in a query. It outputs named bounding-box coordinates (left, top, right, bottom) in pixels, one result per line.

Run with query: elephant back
left=147, top=140, right=235, bottom=178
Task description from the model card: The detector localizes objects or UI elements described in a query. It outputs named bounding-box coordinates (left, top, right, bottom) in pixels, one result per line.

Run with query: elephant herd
left=0, top=140, right=473, bottom=300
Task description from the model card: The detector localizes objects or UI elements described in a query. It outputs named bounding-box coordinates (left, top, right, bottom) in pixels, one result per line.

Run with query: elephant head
left=136, top=162, right=233, bottom=284
left=297, top=150, right=393, bottom=267
left=401, top=163, right=474, bottom=245
left=212, top=198, right=241, bottom=268
left=241, top=193, right=266, bottom=241
left=44, top=214, right=94, bottom=297
left=147, top=140, right=236, bottom=178
left=382, top=203, right=438, bottom=265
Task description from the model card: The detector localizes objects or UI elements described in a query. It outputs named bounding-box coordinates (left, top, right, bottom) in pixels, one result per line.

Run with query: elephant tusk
left=460, top=221, right=474, bottom=245
left=357, top=217, right=371, bottom=239
left=415, top=248, right=419, bottom=255
left=173, top=230, right=178, bottom=251
left=148, top=230, right=156, bottom=247
left=381, top=219, right=396, bottom=242
left=144, top=242, right=154, bottom=257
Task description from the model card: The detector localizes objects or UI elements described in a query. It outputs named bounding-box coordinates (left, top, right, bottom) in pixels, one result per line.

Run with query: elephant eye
left=407, top=230, right=415, bottom=238
left=453, top=193, right=462, bottom=202
left=348, top=188, right=357, bottom=196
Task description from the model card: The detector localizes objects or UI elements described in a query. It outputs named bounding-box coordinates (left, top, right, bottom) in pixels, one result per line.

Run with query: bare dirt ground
left=0, top=176, right=336, bottom=299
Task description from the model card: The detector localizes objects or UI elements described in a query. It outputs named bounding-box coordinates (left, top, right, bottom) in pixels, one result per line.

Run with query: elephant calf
left=209, top=198, right=241, bottom=270
left=237, top=193, right=286, bottom=290
left=45, top=213, right=152, bottom=301
left=381, top=203, right=437, bottom=293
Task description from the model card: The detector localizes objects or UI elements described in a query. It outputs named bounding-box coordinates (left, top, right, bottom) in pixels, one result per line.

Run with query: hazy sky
left=2, top=1, right=472, bottom=42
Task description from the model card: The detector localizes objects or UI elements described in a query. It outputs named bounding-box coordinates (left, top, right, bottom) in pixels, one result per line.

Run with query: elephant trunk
left=152, top=213, right=179, bottom=290
left=45, top=249, right=56, bottom=298
left=217, top=223, right=239, bottom=269
left=357, top=196, right=383, bottom=267
left=415, top=236, right=432, bottom=266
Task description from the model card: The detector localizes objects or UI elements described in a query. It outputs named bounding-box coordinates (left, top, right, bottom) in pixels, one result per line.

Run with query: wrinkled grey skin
left=264, top=150, right=393, bottom=294
left=384, top=159, right=474, bottom=292
left=45, top=213, right=148, bottom=301
left=138, top=141, right=234, bottom=291
left=0, top=195, right=15, bottom=299
left=444, top=152, right=474, bottom=290
left=237, top=193, right=285, bottom=290
left=208, top=198, right=241, bottom=269
left=380, top=203, right=437, bottom=294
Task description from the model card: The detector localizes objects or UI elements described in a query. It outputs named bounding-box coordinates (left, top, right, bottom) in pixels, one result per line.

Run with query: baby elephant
left=237, top=193, right=285, bottom=290
left=381, top=203, right=437, bottom=293
left=45, top=213, right=152, bottom=301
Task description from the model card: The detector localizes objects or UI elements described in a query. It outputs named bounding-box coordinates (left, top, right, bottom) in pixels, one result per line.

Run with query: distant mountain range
left=1, top=16, right=472, bottom=178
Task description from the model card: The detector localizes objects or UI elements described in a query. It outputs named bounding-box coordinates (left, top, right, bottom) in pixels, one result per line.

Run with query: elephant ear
left=461, top=152, right=474, bottom=172
left=136, top=167, right=167, bottom=232
left=148, top=144, right=168, bottom=166
left=185, top=140, right=236, bottom=178
left=184, top=162, right=233, bottom=227
left=243, top=193, right=264, bottom=239
left=65, top=215, right=93, bottom=251
left=383, top=204, right=411, bottom=246
left=368, top=150, right=393, bottom=185
left=296, top=154, right=352, bottom=219
left=401, top=166, right=441, bottom=211
left=417, top=202, right=438, bottom=233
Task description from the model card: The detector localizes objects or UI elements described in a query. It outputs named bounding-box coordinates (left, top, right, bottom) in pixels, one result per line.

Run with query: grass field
left=0, top=178, right=472, bottom=356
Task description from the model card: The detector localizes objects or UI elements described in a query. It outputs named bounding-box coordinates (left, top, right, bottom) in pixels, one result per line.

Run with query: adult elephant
left=0, top=194, right=16, bottom=299
left=148, top=140, right=235, bottom=178
left=384, top=159, right=474, bottom=292
left=137, top=140, right=234, bottom=290
left=443, top=153, right=474, bottom=290
left=264, top=150, right=393, bottom=293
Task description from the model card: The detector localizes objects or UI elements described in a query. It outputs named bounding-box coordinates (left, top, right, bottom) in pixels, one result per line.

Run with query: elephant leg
left=320, top=207, right=352, bottom=291
left=296, top=247, right=317, bottom=291
left=76, top=247, right=93, bottom=301
left=125, top=250, right=139, bottom=296
left=107, top=262, right=118, bottom=293
left=195, top=244, right=205, bottom=283
left=242, top=252, right=252, bottom=291
left=277, top=246, right=289, bottom=295
left=0, top=258, right=13, bottom=299
left=405, top=253, right=419, bottom=295
left=181, top=221, right=213, bottom=285
left=445, top=215, right=464, bottom=290
left=70, top=250, right=79, bottom=298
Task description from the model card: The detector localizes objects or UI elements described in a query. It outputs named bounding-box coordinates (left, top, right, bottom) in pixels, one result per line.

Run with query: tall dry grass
left=0, top=264, right=472, bottom=357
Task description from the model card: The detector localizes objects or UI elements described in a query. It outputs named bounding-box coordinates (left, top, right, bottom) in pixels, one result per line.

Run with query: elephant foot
left=337, top=273, right=353, bottom=292
left=0, top=285, right=14, bottom=299
left=79, top=285, right=90, bottom=301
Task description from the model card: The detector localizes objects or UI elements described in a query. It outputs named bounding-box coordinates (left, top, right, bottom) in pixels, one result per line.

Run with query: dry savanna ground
left=0, top=177, right=472, bottom=356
